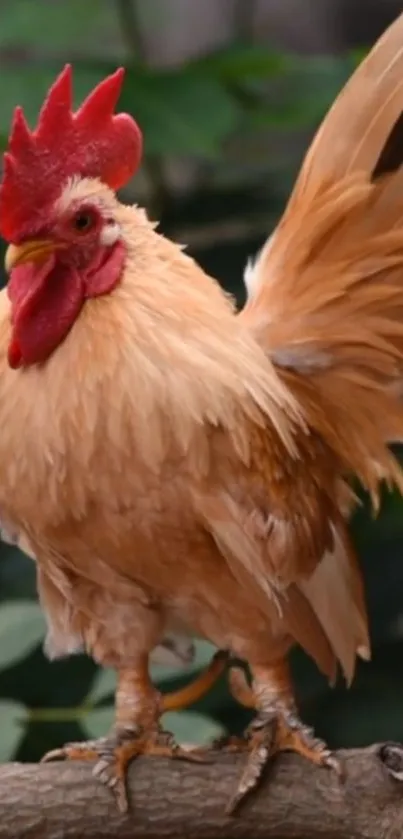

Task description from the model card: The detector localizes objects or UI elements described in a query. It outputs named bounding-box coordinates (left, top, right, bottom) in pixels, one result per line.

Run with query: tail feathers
left=280, top=586, right=338, bottom=684
left=279, top=519, right=369, bottom=686
left=240, top=161, right=403, bottom=508
left=239, top=14, right=403, bottom=509
left=234, top=17, right=403, bottom=682
left=298, top=525, right=370, bottom=685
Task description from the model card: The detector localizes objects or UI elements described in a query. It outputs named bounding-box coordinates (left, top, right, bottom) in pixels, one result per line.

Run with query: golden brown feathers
left=4, top=17, right=403, bottom=694
left=240, top=12, right=403, bottom=510
left=228, top=13, right=403, bottom=679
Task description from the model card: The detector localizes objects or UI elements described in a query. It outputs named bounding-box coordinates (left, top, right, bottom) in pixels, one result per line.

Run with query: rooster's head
left=0, top=65, right=142, bottom=368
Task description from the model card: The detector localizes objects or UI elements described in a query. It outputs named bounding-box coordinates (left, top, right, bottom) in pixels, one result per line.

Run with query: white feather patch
left=243, top=232, right=276, bottom=299
left=100, top=221, right=121, bottom=247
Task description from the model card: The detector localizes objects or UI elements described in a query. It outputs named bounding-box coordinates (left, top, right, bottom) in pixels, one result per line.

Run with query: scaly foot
left=42, top=725, right=205, bottom=812
left=41, top=653, right=227, bottom=812
left=227, top=707, right=341, bottom=814
left=221, top=663, right=343, bottom=814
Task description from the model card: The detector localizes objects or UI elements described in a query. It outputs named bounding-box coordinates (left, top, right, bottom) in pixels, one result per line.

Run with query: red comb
left=0, top=65, right=142, bottom=241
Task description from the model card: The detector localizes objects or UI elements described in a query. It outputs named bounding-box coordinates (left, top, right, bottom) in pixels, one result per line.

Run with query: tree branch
left=1, top=744, right=403, bottom=838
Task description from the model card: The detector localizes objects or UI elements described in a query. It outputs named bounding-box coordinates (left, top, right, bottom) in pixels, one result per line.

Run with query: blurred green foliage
left=0, top=0, right=358, bottom=158
left=0, top=0, right=402, bottom=768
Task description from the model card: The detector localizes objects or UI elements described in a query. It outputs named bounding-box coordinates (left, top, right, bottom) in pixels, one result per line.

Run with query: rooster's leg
left=223, top=659, right=341, bottom=814
left=42, top=651, right=227, bottom=812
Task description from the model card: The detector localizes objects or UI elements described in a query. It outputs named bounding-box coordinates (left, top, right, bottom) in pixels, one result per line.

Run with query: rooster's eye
left=72, top=209, right=97, bottom=233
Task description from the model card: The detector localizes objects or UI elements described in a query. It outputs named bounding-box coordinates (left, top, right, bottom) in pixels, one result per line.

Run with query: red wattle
left=6, top=242, right=126, bottom=367
left=8, top=257, right=84, bottom=366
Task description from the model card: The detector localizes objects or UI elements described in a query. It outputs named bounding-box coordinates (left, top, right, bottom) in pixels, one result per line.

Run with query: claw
left=211, top=735, right=248, bottom=753
left=226, top=724, right=275, bottom=815
left=41, top=741, right=103, bottom=763
left=220, top=658, right=344, bottom=814
left=274, top=712, right=343, bottom=776
left=221, top=709, right=342, bottom=815
left=171, top=745, right=212, bottom=764
left=40, top=728, right=210, bottom=813
left=41, top=748, right=65, bottom=763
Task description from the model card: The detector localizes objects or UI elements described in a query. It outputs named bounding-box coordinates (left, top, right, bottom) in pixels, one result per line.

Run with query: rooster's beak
left=5, top=240, right=60, bottom=273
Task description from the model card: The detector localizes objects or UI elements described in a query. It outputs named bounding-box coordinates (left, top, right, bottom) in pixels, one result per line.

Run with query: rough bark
left=1, top=743, right=403, bottom=838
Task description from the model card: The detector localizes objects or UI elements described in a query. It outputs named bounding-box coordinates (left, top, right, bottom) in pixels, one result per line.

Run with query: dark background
left=0, top=0, right=402, bottom=763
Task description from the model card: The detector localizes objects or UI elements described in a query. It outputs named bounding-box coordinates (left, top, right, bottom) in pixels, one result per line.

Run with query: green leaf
left=0, top=601, right=46, bottom=669
left=87, top=641, right=217, bottom=705
left=233, top=53, right=357, bottom=130
left=120, top=67, right=241, bottom=157
left=192, top=45, right=289, bottom=82
left=84, top=707, right=113, bottom=739
left=88, top=668, right=116, bottom=705
left=163, top=711, right=225, bottom=746
left=84, top=707, right=225, bottom=746
left=0, top=0, right=120, bottom=54
left=0, top=700, right=26, bottom=761
left=283, top=53, right=355, bottom=118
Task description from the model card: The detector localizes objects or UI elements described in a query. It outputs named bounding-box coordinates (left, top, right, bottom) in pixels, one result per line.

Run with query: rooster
left=2, top=12, right=403, bottom=814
